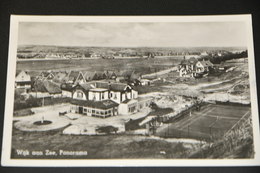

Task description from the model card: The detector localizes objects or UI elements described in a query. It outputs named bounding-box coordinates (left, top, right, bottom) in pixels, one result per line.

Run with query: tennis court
left=155, top=103, right=251, bottom=141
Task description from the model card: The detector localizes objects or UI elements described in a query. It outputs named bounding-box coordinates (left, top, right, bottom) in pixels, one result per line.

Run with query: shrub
left=96, top=126, right=118, bottom=134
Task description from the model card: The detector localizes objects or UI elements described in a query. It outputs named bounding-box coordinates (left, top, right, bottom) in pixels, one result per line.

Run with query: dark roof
left=34, top=80, right=48, bottom=93
left=54, top=72, right=68, bottom=82
left=68, top=71, right=80, bottom=82
left=199, top=60, right=213, bottom=67
left=110, top=83, right=129, bottom=91
left=79, top=82, right=96, bottom=90
left=180, top=59, right=190, bottom=65
left=60, top=83, right=73, bottom=91
left=43, top=81, right=62, bottom=94
left=75, top=81, right=131, bottom=92
left=42, top=72, right=53, bottom=78
left=188, top=57, right=198, bottom=64
left=96, top=82, right=109, bottom=88
left=105, top=71, right=116, bottom=78
left=71, top=99, right=119, bottom=110
left=122, top=70, right=134, bottom=77
left=130, top=72, right=142, bottom=79
left=113, top=70, right=125, bottom=77
left=93, top=71, right=107, bottom=79
left=84, top=71, right=96, bottom=80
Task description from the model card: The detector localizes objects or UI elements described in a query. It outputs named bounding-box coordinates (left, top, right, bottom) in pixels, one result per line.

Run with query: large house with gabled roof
left=178, top=57, right=214, bottom=78
left=15, top=70, right=31, bottom=88
left=70, top=81, right=152, bottom=118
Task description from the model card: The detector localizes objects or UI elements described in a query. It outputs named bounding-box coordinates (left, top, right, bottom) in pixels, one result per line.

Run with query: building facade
left=178, top=57, right=214, bottom=78
left=70, top=81, right=152, bottom=118
left=15, top=70, right=31, bottom=88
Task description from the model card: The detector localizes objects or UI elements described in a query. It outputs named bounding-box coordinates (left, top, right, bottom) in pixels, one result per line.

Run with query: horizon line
left=17, top=44, right=247, bottom=49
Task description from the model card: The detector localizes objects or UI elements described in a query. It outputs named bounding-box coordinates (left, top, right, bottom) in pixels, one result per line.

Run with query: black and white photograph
left=1, top=15, right=260, bottom=166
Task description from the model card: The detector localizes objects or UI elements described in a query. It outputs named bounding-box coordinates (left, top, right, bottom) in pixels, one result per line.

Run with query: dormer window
left=77, top=91, right=83, bottom=98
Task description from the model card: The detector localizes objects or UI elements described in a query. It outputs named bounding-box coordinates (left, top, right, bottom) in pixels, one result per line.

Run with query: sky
left=18, top=22, right=247, bottom=47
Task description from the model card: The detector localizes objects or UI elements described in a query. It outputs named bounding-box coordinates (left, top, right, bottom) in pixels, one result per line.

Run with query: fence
left=215, top=101, right=251, bottom=107
left=157, top=124, right=227, bottom=142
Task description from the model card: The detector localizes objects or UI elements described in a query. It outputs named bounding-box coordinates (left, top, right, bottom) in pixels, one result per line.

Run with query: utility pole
left=168, top=122, right=169, bottom=137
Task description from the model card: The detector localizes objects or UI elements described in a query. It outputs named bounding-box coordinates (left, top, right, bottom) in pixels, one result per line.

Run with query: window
left=92, top=110, right=95, bottom=113
left=101, top=93, right=104, bottom=100
left=77, top=91, right=83, bottom=98
left=129, top=106, right=136, bottom=113
left=110, top=92, right=113, bottom=98
left=93, top=93, right=96, bottom=100
left=114, top=93, right=117, bottom=99
left=84, top=108, right=87, bottom=112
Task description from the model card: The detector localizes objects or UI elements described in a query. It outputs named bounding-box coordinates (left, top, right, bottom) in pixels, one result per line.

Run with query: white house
left=195, top=59, right=214, bottom=74
left=178, top=57, right=214, bottom=78
left=70, top=81, right=152, bottom=117
left=15, top=70, right=31, bottom=88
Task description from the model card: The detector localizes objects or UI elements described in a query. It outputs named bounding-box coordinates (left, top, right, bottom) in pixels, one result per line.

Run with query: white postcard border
left=1, top=15, right=260, bottom=166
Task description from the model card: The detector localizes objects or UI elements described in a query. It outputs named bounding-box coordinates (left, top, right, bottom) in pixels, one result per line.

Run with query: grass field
left=155, top=104, right=251, bottom=141
left=16, top=58, right=179, bottom=73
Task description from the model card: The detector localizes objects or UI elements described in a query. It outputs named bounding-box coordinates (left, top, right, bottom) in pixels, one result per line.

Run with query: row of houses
left=15, top=69, right=143, bottom=89
left=49, top=70, right=142, bottom=85
left=15, top=71, right=153, bottom=118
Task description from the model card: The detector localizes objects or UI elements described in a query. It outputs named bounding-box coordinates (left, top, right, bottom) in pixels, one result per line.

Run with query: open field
left=155, top=104, right=251, bottom=141
left=16, top=57, right=178, bottom=73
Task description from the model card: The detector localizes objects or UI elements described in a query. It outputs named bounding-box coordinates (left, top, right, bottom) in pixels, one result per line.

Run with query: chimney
left=108, top=81, right=111, bottom=90
left=108, top=81, right=111, bottom=99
